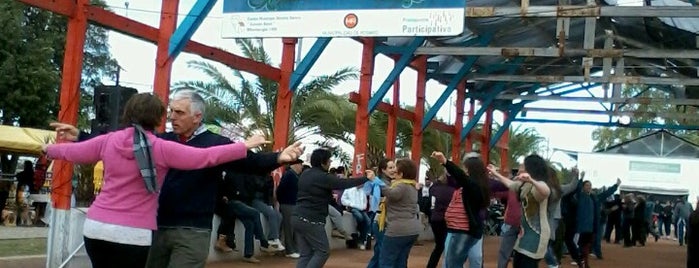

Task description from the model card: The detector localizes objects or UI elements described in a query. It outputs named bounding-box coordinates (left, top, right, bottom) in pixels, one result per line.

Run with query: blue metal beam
left=168, top=0, right=217, bottom=59
left=368, top=37, right=425, bottom=113
left=489, top=103, right=523, bottom=148
left=289, top=37, right=332, bottom=91
left=489, top=84, right=539, bottom=147
left=460, top=58, right=524, bottom=141
left=421, top=33, right=493, bottom=131
left=512, top=118, right=699, bottom=130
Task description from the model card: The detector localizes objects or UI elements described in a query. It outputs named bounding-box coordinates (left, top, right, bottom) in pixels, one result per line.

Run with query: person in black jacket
left=277, top=159, right=304, bottom=258
left=50, top=90, right=304, bottom=268
left=293, top=149, right=375, bottom=268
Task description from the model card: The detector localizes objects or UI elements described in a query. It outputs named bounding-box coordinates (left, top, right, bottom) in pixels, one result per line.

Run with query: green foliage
left=0, top=0, right=118, bottom=129
left=591, top=85, right=699, bottom=151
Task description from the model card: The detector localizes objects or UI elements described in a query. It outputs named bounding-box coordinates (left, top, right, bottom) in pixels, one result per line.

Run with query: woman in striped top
left=431, top=151, right=491, bottom=268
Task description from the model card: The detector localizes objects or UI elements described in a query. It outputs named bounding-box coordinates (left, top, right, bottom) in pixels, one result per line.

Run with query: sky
left=100, top=0, right=621, bottom=168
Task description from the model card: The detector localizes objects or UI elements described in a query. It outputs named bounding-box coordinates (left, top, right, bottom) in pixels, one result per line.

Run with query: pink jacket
left=47, top=128, right=247, bottom=230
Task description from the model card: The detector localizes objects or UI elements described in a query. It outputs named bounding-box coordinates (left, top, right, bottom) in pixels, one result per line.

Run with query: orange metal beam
left=153, top=0, right=179, bottom=132
left=348, top=93, right=507, bottom=149
left=451, top=80, right=466, bottom=163
left=466, top=99, right=475, bottom=151
left=411, top=56, right=427, bottom=166
left=272, top=38, right=297, bottom=183
left=16, top=0, right=281, bottom=81
left=385, top=69, right=399, bottom=159
left=481, top=106, right=493, bottom=164
left=352, top=39, right=375, bottom=176
left=500, top=112, right=510, bottom=170
left=52, top=0, right=90, bottom=210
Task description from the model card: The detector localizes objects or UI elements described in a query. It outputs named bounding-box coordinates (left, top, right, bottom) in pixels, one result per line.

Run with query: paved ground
left=0, top=232, right=686, bottom=267
left=207, top=236, right=688, bottom=268
left=0, top=226, right=48, bottom=239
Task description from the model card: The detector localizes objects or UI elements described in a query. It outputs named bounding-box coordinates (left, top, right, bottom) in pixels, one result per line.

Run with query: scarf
left=378, top=179, right=416, bottom=231
left=132, top=124, right=157, bottom=193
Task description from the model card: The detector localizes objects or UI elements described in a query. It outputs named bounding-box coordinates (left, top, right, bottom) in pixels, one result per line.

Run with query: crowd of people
left=38, top=89, right=699, bottom=268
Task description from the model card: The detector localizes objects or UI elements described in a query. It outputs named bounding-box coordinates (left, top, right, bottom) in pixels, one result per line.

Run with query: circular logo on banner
left=344, top=13, right=358, bottom=29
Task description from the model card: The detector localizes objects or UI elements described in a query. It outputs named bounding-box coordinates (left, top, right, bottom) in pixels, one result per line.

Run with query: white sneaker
left=260, top=245, right=278, bottom=253
left=547, top=265, right=559, bottom=268
left=286, top=253, right=300, bottom=259
left=268, top=240, right=286, bottom=251
left=359, top=245, right=366, bottom=250
left=243, top=256, right=260, bottom=263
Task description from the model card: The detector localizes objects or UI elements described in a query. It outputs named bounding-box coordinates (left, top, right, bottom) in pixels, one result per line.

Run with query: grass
left=0, top=238, right=47, bottom=257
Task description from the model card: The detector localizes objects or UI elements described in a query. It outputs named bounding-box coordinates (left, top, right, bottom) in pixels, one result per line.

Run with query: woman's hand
left=244, top=134, right=271, bottom=149
left=365, top=170, right=375, bottom=180
left=431, top=151, right=447, bottom=165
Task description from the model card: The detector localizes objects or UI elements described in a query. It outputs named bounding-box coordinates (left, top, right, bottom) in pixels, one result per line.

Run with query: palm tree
left=173, top=39, right=358, bottom=151
left=489, top=124, right=546, bottom=168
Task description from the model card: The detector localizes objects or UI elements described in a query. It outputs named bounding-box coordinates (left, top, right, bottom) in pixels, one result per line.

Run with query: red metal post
left=481, top=105, right=493, bottom=164
left=451, top=80, right=466, bottom=163
left=411, top=56, right=427, bottom=168
left=272, top=38, right=297, bottom=183
left=153, top=0, right=179, bottom=131
left=465, top=98, right=475, bottom=152
left=500, top=112, right=510, bottom=171
left=352, top=39, right=375, bottom=176
left=51, top=0, right=89, bottom=210
left=385, top=70, right=400, bottom=159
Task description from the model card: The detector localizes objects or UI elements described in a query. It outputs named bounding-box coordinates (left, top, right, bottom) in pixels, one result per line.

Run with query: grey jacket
left=382, top=183, right=422, bottom=237
left=674, top=201, right=693, bottom=223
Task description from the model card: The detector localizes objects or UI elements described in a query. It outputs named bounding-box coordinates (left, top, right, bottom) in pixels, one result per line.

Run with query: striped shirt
left=445, top=188, right=470, bottom=231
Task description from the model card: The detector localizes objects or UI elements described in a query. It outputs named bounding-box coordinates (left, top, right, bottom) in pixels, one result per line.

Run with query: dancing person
left=489, top=155, right=553, bottom=268
left=51, top=90, right=304, bottom=268
left=43, top=93, right=266, bottom=267
left=426, top=174, right=456, bottom=268
left=431, top=152, right=490, bottom=268
left=293, top=149, right=374, bottom=268
left=378, top=158, right=422, bottom=268
left=366, top=158, right=395, bottom=268
left=277, top=159, right=304, bottom=258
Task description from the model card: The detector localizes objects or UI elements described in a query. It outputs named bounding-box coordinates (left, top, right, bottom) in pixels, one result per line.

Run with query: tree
left=174, top=39, right=358, bottom=152
left=488, top=124, right=546, bottom=168
left=591, top=85, right=699, bottom=151
left=0, top=1, right=118, bottom=202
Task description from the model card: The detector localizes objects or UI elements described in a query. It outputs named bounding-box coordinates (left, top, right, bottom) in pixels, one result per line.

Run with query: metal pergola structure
left=14, top=0, right=699, bottom=266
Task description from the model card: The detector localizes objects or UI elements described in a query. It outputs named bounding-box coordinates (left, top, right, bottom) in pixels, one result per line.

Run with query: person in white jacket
left=341, top=184, right=371, bottom=250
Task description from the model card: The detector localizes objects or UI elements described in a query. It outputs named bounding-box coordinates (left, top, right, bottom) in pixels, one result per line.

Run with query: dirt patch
left=207, top=236, right=687, bottom=268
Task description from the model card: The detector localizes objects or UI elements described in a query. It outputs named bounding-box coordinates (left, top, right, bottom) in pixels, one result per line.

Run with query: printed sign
left=222, top=0, right=466, bottom=38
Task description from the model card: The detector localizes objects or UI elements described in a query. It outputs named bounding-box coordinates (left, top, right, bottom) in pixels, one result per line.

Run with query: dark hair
left=547, top=166, right=562, bottom=201
left=395, top=158, right=417, bottom=180
left=329, top=167, right=337, bottom=174
left=376, top=158, right=392, bottom=178
left=23, top=160, right=33, bottom=173
left=463, top=157, right=491, bottom=207
left=335, top=166, right=345, bottom=174
left=121, top=93, right=166, bottom=131
left=310, top=149, right=332, bottom=169
left=524, top=154, right=553, bottom=194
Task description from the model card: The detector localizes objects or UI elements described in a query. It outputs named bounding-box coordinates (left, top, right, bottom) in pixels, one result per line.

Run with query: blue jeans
left=350, top=208, right=371, bottom=244
left=251, top=199, right=282, bottom=240
left=497, top=224, right=518, bottom=268
left=380, top=234, right=418, bottom=268
left=224, top=200, right=267, bottom=257
left=544, top=240, right=558, bottom=266
left=678, top=218, right=687, bottom=245
left=367, top=221, right=384, bottom=268
left=443, top=232, right=481, bottom=268
left=594, top=222, right=605, bottom=257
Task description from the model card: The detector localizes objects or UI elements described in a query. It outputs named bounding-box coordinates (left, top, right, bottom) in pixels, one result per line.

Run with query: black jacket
left=294, top=167, right=368, bottom=222
left=443, top=161, right=486, bottom=239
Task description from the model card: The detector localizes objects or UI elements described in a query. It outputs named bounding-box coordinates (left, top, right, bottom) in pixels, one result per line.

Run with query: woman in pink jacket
left=43, top=93, right=268, bottom=268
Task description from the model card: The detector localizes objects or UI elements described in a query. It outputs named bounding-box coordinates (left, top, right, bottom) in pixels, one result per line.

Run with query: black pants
left=622, top=219, right=634, bottom=246
left=564, top=222, right=580, bottom=262
left=427, top=220, right=447, bottom=268
left=0, top=190, right=8, bottom=216
left=632, top=219, right=647, bottom=246
left=512, top=251, right=540, bottom=268
left=577, top=232, right=594, bottom=267
left=605, top=216, right=621, bottom=243
left=84, top=237, right=149, bottom=268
